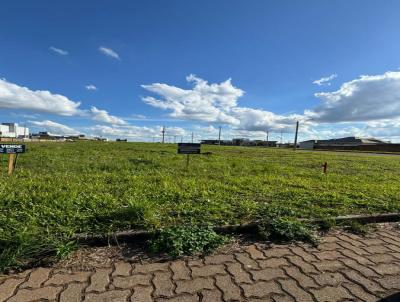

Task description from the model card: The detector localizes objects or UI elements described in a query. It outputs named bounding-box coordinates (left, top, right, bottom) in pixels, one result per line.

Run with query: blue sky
left=1, top=0, right=400, bottom=142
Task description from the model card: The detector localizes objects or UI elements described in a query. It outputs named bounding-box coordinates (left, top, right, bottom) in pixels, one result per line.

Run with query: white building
left=0, top=123, right=29, bottom=138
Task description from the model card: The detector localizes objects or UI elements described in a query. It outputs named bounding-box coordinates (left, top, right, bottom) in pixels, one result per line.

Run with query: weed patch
left=149, top=225, right=228, bottom=257
left=257, top=205, right=317, bottom=244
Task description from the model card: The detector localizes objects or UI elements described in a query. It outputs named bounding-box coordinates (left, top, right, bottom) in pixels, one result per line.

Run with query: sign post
left=177, top=143, right=201, bottom=170
left=0, top=144, right=26, bottom=176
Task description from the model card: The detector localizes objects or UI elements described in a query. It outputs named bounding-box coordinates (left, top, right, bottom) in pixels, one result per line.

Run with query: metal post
left=293, top=121, right=299, bottom=151
left=191, top=132, right=194, bottom=143
left=162, top=126, right=165, bottom=143
left=218, top=126, right=222, bottom=145
left=266, top=131, right=269, bottom=145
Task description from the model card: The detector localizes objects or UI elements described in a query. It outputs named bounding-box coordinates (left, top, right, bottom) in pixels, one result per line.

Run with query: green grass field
left=1, top=141, right=399, bottom=270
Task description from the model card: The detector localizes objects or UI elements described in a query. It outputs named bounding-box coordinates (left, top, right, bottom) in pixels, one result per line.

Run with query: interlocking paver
left=44, top=271, right=91, bottom=286
left=312, top=272, right=346, bottom=287
left=20, top=268, right=51, bottom=289
left=200, top=289, right=223, bottom=302
left=286, top=255, right=318, bottom=274
left=374, top=275, right=400, bottom=290
left=84, top=289, right=131, bottom=302
left=314, top=260, right=345, bottom=272
left=226, top=262, right=253, bottom=284
left=246, top=245, right=266, bottom=260
left=60, top=282, right=87, bottom=302
left=290, top=246, right=318, bottom=262
left=170, top=260, right=191, bottom=280
left=370, top=262, right=400, bottom=275
left=132, top=262, right=169, bottom=274
left=0, top=278, right=25, bottom=302
left=259, top=257, right=289, bottom=269
left=131, top=286, right=153, bottom=302
left=113, top=261, right=132, bottom=276
left=263, top=247, right=292, bottom=258
left=2, top=225, right=400, bottom=302
left=310, top=285, right=355, bottom=302
left=113, top=274, right=152, bottom=288
left=283, top=266, right=319, bottom=288
left=86, top=268, right=111, bottom=292
left=251, top=267, right=286, bottom=282
left=241, top=281, right=282, bottom=298
left=342, top=270, right=384, bottom=293
left=175, top=278, right=214, bottom=294
left=215, top=275, right=242, bottom=301
left=191, top=264, right=225, bottom=277
left=204, top=254, right=235, bottom=265
left=342, top=282, right=379, bottom=302
left=278, top=279, right=314, bottom=302
left=153, top=271, right=174, bottom=297
left=7, top=286, right=63, bottom=302
left=235, top=252, right=260, bottom=270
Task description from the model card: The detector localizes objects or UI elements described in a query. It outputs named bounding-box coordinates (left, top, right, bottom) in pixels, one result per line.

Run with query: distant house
left=299, top=137, right=389, bottom=150
left=297, top=136, right=400, bottom=152
left=201, top=138, right=277, bottom=147
left=0, top=123, right=29, bottom=138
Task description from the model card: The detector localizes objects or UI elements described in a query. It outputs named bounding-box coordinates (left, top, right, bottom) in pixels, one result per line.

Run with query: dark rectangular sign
left=0, top=144, right=26, bottom=154
left=178, top=143, right=201, bottom=154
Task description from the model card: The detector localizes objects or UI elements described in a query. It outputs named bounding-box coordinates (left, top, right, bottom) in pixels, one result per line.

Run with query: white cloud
left=0, top=78, right=81, bottom=116
left=312, top=74, right=337, bottom=86
left=90, top=107, right=127, bottom=125
left=99, top=46, right=120, bottom=60
left=49, top=46, right=68, bottom=56
left=85, top=84, right=97, bottom=91
left=142, top=74, right=243, bottom=125
left=30, top=120, right=79, bottom=135
left=142, top=75, right=303, bottom=133
left=307, top=71, right=400, bottom=123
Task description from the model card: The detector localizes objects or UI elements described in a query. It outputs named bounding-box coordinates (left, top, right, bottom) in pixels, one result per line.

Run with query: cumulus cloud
left=85, top=84, right=97, bottom=91
left=0, top=78, right=128, bottom=126
left=99, top=46, right=120, bottom=60
left=307, top=71, right=400, bottom=123
left=49, top=46, right=68, bottom=56
left=0, top=78, right=81, bottom=116
left=90, top=107, right=127, bottom=125
left=312, top=74, right=337, bottom=86
left=30, top=120, right=79, bottom=135
left=142, top=75, right=242, bottom=125
left=142, top=75, right=303, bottom=133
left=90, top=125, right=186, bottom=140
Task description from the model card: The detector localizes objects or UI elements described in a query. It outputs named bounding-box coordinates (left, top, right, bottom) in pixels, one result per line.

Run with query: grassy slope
left=1, top=141, right=399, bottom=269
left=1, top=141, right=399, bottom=234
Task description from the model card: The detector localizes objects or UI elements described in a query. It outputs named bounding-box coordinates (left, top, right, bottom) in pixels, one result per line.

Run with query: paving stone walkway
left=1, top=226, right=400, bottom=302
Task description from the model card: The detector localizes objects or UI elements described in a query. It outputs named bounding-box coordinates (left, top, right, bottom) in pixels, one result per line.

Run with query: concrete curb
left=74, top=212, right=400, bottom=246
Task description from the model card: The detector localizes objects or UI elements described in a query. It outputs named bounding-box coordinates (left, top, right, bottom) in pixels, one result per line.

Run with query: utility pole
left=191, top=132, right=194, bottom=143
left=174, top=135, right=176, bottom=144
left=293, top=121, right=299, bottom=151
left=181, top=136, right=183, bottom=143
left=266, top=131, right=269, bottom=145
left=280, top=131, right=283, bottom=144
left=218, top=126, right=222, bottom=145
left=162, top=126, right=165, bottom=143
